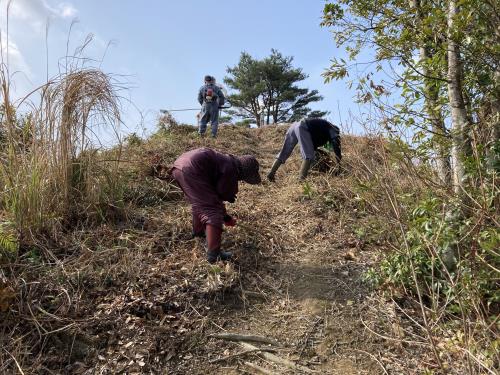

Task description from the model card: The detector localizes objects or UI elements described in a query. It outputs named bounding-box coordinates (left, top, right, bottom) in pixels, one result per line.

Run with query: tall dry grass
left=328, top=125, right=499, bottom=374
left=0, top=42, right=124, bottom=241
left=0, top=26, right=129, bottom=373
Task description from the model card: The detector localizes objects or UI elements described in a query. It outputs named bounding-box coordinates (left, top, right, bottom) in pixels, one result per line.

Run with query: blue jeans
left=199, top=103, right=219, bottom=136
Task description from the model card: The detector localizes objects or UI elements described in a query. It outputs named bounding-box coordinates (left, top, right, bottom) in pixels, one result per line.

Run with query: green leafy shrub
left=367, top=196, right=499, bottom=314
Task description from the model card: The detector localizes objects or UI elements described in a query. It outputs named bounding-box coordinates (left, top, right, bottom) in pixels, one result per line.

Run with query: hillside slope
left=2, top=124, right=434, bottom=374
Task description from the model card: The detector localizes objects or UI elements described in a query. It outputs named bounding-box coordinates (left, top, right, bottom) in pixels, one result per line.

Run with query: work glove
left=223, top=214, right=237, bottom=227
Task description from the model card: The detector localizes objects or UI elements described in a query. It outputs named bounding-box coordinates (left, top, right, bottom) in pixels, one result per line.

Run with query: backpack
left=204, top=85, right=218, bottom=103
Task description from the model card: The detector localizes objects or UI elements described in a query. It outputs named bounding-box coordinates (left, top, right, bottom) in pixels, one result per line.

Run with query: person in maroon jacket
left=170, top=147, right=261, bottom=263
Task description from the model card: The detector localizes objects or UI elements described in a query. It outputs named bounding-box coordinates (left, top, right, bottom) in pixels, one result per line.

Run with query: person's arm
left=216, top=87, right=225, bottom=106
left=328, top=125, right=342, bottom=162
left=216, top=171, right=238, bottom=203
left=198, top=87, right=204, bottom=105
left=215, top=154, right=242, bottom=202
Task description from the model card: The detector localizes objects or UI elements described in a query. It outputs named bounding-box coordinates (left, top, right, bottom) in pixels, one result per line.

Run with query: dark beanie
left=204, top=75, right=213, bottom=83
left=237, top=155, right=261, bottom=184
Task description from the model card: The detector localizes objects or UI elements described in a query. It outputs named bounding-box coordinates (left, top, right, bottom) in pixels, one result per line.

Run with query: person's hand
left=223, top=214, right=237, bottom=227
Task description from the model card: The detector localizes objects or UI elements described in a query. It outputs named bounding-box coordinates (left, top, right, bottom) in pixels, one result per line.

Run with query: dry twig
left=210, top=332, right=282, bottom=347
left=239, top=342, right=316, bottom=373
left=243, top=361, right=277, bottom=375
left=208, top=348, right=273, bottom=364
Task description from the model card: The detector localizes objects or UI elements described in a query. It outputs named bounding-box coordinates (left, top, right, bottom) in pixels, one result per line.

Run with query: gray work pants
left=276, top=120, right=315, bottom=163
left=199, top=102, right=219, bottom=136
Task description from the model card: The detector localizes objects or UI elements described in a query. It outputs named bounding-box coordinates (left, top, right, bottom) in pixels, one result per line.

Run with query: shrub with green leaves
left=367, top=196, right=499, bottom=314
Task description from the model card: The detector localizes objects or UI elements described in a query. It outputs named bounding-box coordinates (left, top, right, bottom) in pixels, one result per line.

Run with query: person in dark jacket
left=267, top=118, right=341, bottom=181
left=198, top=75, right=225, bottom=138
left=171, top=148, right=261, bottom=263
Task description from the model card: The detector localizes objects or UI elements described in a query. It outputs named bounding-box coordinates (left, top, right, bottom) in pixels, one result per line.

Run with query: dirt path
left=1, top=126, right=431, bottom=374
left=197, top=131, right=386, bottom=374
left=56, top=127, right=411, bottom=375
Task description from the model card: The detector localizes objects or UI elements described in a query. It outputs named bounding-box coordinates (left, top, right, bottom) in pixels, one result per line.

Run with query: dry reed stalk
left=1, top=64, right=123, bottom=235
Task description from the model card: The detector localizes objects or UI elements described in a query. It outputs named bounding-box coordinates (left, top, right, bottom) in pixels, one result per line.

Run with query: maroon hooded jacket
left=171, top=148, right=240, bottom=230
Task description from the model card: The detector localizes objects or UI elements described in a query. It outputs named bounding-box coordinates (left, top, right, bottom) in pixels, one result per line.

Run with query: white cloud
left=1, top=0, right=113, bottom=98
left=57, top=3, right=77, bottom=18
left=0, top=34, right=32, bottom=77
left=0, top=1, right=77, bottom=96
left=6, top=40, right=28, bottom=71
left=7, top=0, right=77, bottom=31
left=0, top=35, right=34, bottom=98
left=8, top=0, right=45, bottom=32
left=1, top=0, right=79, bottom=73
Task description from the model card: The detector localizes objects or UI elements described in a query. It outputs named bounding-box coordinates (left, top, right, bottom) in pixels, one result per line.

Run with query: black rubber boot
left=267, top=159, right=282, bottom=182
left=299, top=159, right=312, bottom=180
left=207, top=250, right=233, bottom=264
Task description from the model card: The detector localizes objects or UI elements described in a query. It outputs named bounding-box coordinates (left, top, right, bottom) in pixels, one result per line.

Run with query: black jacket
left=304, top=118, right=342, bottom=161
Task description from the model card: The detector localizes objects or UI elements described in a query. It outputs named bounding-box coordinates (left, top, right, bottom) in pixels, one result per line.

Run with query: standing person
left=267, top=118, right=342, bottom=181
left=198, top=75, right=225, bottom=138
left=170, top=147, right=261, bottom=263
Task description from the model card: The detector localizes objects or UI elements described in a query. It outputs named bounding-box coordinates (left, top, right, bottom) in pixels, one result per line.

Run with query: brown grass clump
left=1, top=66, right=124, bottom=236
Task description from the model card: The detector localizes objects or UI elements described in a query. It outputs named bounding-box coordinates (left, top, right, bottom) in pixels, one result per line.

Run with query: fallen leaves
left=0, top=283, right=15, bottom=312
left=344, top=250, right=359, bottom=261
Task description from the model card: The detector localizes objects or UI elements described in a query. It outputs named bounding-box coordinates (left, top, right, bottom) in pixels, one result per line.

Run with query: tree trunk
left=250, top=100, right=262, bottom=127
left=447, top=0, right=469, bottom=193
left=411, top=0, right=452, bottom=185
left=254, top=112, right=261, bottom=127
left=272, top=105, right=279, bottom=124
left=265, top=90, right=272, bottom=125
left=487, top=71, right=500, bottom=171
left=492, top=71, right=500, bottom=140
left=421, top=45, right=452, bottom=185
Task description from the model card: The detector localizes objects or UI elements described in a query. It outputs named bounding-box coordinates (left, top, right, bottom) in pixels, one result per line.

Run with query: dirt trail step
left=204, top=133, right=380, bottom=374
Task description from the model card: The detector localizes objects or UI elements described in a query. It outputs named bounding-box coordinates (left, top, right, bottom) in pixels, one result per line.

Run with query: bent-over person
left=170, top=147, right=261, bottom=263
left=267, top=118, right=341, bottom=181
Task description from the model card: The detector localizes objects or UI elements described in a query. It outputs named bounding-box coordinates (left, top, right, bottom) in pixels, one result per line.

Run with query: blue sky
left=2, top=0, right=365, bottom=139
